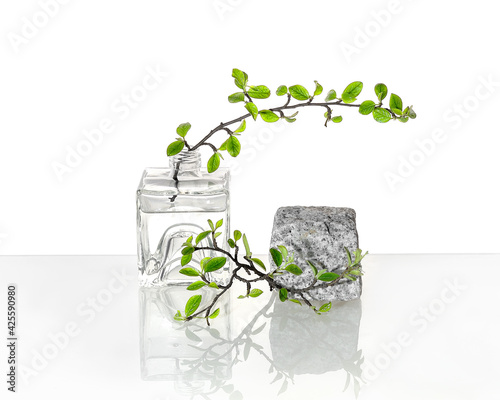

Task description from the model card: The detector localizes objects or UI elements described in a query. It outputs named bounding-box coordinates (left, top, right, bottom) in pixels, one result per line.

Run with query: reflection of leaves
left=354, top=379, right=361, bottom=398
left=252, top=322, right=266, bottom=335
left=278, top=380, right=288, bottom=396
left=342, top=349, right=365, bottom=399
left=185, top=328, right=202, bottom=342
left=208, top=328, right=221, bottom=339
left=243, top=341, right=251, bottom=361
left=271, top=372, right=283, bottom=384
left=343, top=373, right=351, bottom=392
left=230, top=390, right=244, bottom=400
left=222, top=384, right=234, bottom=394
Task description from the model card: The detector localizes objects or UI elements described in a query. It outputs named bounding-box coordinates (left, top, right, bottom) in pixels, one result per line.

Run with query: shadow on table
left=139, top=287, right=363, bottom=399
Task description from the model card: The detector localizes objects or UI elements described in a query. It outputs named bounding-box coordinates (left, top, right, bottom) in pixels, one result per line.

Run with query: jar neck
left=169, top=150, right=202, bottom=174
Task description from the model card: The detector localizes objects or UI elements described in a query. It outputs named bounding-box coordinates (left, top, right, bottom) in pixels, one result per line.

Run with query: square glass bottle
left=137, top=150, right=230, bottom=287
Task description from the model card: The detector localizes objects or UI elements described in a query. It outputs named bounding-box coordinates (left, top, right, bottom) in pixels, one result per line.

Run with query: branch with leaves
left=174, top=219, right=367, bottom=325
left=166, top=68, right=417, bottom=172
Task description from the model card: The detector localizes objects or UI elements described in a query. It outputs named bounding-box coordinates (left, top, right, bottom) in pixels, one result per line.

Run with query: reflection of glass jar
left=139, top=286, right=233, bottom=383
left=137, top=150, right=230, bottom=287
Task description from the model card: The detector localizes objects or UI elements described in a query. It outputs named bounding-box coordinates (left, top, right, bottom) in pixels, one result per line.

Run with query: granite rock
left=269, top=206, right=361, bottom=301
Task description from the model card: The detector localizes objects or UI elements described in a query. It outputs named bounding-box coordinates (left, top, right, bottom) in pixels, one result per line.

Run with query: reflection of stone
left=269, top=298, right=362, bottom=375
left=139, top=286, right=233, bottom=386
left=270, top=206, right=361, bottom=301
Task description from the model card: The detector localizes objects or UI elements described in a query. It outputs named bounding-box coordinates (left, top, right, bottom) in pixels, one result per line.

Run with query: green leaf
left=307, top=261, right=318, bottom=276
left=216, top=219, right=223, bottom=229
left=285, top=264, right=303, bottom=275
left=259, top=110, right=280, bottom=123
left=389, top=93, right=403, bottom=114
left=232, top=68, right=248, bottom=90
left=179, top=267, right=200, bottom=277
left=269, top=248, right=283, bottom=267
left=319, top=302, right=332, bottom=312
left=204, top=257, right=227, bottom=273
left=250, top=257, right=266, bottom=270
left=243, top=234, right=251, bottom=257
left=354, top=249, right=362, bottom=263
left=226, top=135, right=241, bottom=157
left=279, top=288, right=288, bottom=302
left=332, top=116, right=343, bottom=123
left=233, top=230, right=242, bottom=241
left=374, top=83, right=388, bottom=102
left=284, top=117, right=296, bottom=123
left=237, top=295, right=246, bottom=299
left=345, top=247, right=352, bottom=265
left=181, top=246, right=195, bottom=255
left=317, top=272, right=340, bottom=282
left=200, top=257, right=211, bottom=270
left=276, top=85, right=287, bottom=96
left=219, top=140, right=228, bottom=151
left=245, top=102, right=258, bottom=121
left=398, top=116, right=409, bottom=123
left=325, top=89, right=337, bottom=101
left=234, top=120, right=246, bottom=133
left=249, top=289, right=263, bottom=298
left=181, top=254, right=192, bottom=266
left=290, top=299, right=301, bottom=305
left=187, top=281, right=207, bottom=291
left=214, top=232, right=221, bottom=239
left=314, top=81, right=323, bottom=96
left=174, top=310, right=184, bottom=321
left=373, top=108, right=392, bottom=123
left=228, top=92, right=245, bottom=103
left=166, top=140, right=184, bottom=156
left=196, top=230, right=211, bottom=244
left=176, top=122, right=191, bottom=137
left=207, top=219, right=215, bottom=231
left=359, top=100, right=375, bottom=115
left=208, top=308, right=220, bottom=319
left=247, top=85, right=271, bottom=99
left=408, top=106, right=417, bottom=119
left=342, top=81, right=363, bottom=103
left=350, top=269, right=362, bottom=276
left=209, top=282, right=219, bottom=289
left=185, top=295, right=202, bottom=317
left=277, top=245, right=288, bottom=261
left=228, top=238, right=235, bottom=248
left=289, top=85, right=310, bottom=101
left=207, top=152, right=220, bottom=173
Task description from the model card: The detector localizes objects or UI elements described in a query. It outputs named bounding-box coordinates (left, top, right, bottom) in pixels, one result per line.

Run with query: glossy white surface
left=1, top=254, right=499, bottom=399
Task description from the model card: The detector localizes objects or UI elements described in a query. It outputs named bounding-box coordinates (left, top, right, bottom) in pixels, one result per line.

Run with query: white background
left=1, top=0, right=499, bottom=255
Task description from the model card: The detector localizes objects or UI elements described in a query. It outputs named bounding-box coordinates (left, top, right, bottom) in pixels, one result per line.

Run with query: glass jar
left=137, top=150, right=230, bottom=287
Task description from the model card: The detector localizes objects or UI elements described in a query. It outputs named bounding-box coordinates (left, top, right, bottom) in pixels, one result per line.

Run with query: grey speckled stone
left=269, top=206, right=361, bottom=301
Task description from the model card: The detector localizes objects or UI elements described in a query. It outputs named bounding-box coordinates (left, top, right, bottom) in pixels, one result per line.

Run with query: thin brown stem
left=188, top=99, right=393, bottom=152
